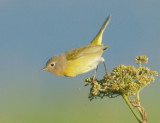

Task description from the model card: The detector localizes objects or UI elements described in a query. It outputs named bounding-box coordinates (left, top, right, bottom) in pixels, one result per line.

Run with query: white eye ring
left=51, top=64, right=55, bottom=67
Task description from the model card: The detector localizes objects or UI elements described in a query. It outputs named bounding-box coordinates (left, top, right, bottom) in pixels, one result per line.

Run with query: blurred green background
left=0, top=0, right=160, bottom=123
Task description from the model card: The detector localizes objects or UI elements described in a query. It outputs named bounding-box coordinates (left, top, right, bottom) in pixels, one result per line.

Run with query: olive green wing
left=65, top=45, right=108, bottom=60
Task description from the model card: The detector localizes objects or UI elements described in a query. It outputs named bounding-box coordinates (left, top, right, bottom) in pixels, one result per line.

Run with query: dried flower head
left=135, top=55, right=148, bottom=65
left=84, top=55, right=158, bottom=100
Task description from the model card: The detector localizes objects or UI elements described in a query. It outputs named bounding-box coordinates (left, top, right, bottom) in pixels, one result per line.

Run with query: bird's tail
left=90, top=15, right=111, bottom=45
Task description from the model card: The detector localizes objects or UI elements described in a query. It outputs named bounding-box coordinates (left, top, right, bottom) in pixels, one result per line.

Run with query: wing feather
left=65, top=45, right=108, bottom=60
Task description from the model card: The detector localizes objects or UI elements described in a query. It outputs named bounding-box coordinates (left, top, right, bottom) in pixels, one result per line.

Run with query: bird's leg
left=101, top=57, right=108, bottom=75
left=92, top=57, right=108, bottom=83
left=93, top=65, right=98, bottom=81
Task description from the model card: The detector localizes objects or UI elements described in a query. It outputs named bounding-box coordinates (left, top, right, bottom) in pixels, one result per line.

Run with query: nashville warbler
left=41, top=15, right=111, bottom=77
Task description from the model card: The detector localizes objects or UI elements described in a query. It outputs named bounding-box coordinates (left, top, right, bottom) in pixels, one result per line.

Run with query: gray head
left=40, top=53, right=68, bottom=76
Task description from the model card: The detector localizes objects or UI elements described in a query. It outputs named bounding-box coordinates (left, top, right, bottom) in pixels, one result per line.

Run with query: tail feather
left=90, top=15, right=111, bottom=45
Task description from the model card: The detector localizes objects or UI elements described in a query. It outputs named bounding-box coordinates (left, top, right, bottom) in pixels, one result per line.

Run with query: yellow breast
left=63, top=51, right=103, bottom=77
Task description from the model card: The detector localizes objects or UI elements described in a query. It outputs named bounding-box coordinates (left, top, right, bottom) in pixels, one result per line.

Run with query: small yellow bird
left=41, top=15, right=111, bottom=77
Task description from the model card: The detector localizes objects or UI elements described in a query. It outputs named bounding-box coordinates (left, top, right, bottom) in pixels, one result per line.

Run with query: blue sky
left=0, top=0, right=160, bottom=123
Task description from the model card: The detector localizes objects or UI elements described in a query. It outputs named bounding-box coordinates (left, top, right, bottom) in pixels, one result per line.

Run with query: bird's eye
left=51, top=64, right=55, bottom=67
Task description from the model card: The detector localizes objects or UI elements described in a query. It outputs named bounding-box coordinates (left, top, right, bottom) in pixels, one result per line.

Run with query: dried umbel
left=135, top=55, right=148, bottom=64
left=84, top=56, right=158, bottom=123
left=84, top=56, right=158, bottom=99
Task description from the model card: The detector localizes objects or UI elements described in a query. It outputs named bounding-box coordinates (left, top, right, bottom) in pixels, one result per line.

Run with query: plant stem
left=136, top=91, right=140, bottom=106
left=136, top=91, right=143, bottom=116
left=122, top=94, right=142, bottom=123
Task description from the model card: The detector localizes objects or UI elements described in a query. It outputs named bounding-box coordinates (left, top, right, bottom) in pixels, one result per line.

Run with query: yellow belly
left=63, top=52, right=103, bottom=77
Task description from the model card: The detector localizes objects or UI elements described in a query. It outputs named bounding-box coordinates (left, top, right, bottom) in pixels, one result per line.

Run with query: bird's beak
left=40, top=67, right=47, bottom=72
